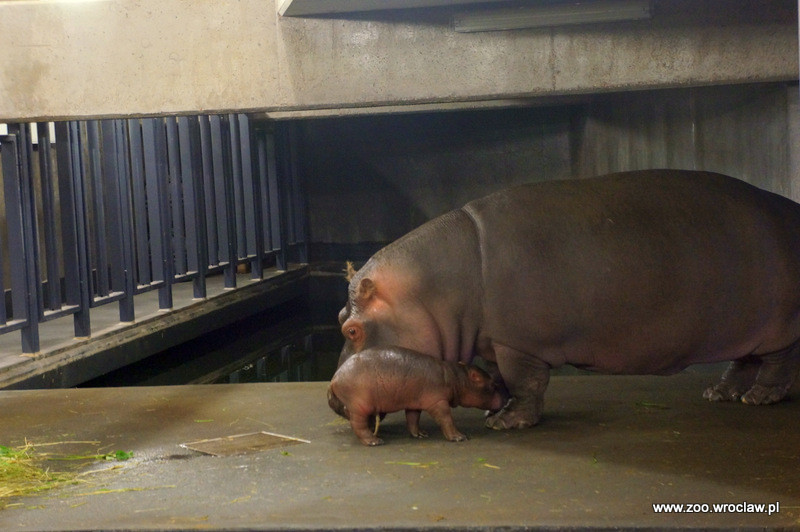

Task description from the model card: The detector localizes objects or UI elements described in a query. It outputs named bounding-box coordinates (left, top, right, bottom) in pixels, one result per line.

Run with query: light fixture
left=453, top=0, right=652, bottom=33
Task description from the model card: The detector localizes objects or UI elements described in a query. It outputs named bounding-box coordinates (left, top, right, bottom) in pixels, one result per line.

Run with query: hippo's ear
left=467, top=367, right=489, bottom=383
left=355, top=278, right=376, bottom=305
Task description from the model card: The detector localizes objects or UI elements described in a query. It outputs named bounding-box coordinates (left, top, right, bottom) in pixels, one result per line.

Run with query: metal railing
left=0, top=114, right=306, bottom=354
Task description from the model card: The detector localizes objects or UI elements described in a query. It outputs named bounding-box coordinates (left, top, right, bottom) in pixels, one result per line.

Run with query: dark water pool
left=80, top=298, right=340, bottom=387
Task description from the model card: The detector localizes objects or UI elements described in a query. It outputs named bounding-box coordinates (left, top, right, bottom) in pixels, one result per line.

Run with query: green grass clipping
left=0, top=443, right=132, bottom=509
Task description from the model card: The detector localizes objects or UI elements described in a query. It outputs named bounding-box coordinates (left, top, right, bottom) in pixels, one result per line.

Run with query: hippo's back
left=464, top=170, right=800, bottom=374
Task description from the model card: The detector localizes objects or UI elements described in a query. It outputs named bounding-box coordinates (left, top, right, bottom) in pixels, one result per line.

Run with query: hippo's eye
left=347, top=328, right=357, bottom=338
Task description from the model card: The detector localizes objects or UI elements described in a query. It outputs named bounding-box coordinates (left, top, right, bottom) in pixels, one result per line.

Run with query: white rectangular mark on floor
left=181, top=431, right=310, bottom=456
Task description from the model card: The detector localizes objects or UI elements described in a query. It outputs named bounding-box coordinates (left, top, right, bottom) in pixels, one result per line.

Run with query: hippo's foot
left=484, top=343, right=549, bottom=430
left=485, top=398, right=542, bottom=430
left=410, top=429, right=429, bottom=439
left=361, top=437, right=385, bottom=446
left=703, top=358, right=759, bottom=402
left=741, top=383, right=790, bottom=405
left=445, top=431, right=468, bottom=442
left=705, top=348, right=800, bottom=405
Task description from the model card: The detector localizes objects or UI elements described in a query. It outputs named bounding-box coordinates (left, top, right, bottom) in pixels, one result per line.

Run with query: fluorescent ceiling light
left=453, top=0, right=652, bottom=33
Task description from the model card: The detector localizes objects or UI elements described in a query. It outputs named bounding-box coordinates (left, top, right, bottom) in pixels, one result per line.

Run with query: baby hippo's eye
left=347, top=328, right=357, bottom=338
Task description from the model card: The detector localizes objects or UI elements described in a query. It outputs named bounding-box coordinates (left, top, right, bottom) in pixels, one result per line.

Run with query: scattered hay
left=0, top=443, right=76, bottom=506
left=0, top=442, right=133, bottom=509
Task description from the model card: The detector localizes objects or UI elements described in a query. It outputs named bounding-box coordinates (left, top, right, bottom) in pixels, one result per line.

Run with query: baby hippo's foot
left=442, top=429, right=467, bottom=442
left=405, top=410, right=429, bottom=439
left=350, top=416, right=385, bottom=446
left=485, top=397, right=541, bottom=430
left=357, top=434, right=385, bottom=446
left=426, top=403, right=469, bottom=442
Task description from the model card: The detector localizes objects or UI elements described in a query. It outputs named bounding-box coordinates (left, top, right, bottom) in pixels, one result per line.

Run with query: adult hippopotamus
left=337, top=170, right=800, bottom=430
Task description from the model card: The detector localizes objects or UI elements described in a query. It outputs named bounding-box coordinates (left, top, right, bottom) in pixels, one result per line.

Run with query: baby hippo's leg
left=426, top=400, right=467, bottom=442
left=349, top=413, right=384, bottom=446
left=405, top=409, right=429, bottom=438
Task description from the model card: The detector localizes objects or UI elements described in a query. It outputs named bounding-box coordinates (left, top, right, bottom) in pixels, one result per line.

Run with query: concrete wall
left=299, top=82, right=799, bottom=249
left=0, top=0, right=796, bottom=122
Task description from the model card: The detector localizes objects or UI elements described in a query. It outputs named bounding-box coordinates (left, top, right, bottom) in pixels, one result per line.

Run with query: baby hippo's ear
left=467, top=366, right=490, bottom=384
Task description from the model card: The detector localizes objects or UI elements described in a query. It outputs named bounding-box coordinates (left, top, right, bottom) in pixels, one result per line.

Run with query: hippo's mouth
left=489, top=394, right=507, bottom=414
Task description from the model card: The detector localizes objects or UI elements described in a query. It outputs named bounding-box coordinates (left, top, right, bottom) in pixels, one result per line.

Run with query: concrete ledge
left=0, top=374, right=798, bottom=530
left=1, top=0, right=796, bottom=121
left=0, top=266, right=309, bottom=390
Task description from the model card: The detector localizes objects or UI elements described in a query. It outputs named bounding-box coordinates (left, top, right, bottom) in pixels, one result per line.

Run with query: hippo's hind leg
left=485, top=342, right=549, bottom=430
left=703, top=356, right=760, bottom=402
left=742, top=341, right=800, bottom=405
left=349, top=413, right=384, bottom=446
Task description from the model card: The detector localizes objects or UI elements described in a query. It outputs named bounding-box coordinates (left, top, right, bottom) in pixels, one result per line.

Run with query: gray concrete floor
left=1, top=373, right=799, bottom=531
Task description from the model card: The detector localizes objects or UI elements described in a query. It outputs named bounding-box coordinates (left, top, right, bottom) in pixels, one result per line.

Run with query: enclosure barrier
left=0, top=115, right=307, bottom=354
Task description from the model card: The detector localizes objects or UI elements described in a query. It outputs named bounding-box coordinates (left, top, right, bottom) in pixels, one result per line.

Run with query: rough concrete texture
left=0, top=0, right=796, bottom=121
left=1, top=374, right=799, bottom=530
left=299, top=84, right=800, bottom=246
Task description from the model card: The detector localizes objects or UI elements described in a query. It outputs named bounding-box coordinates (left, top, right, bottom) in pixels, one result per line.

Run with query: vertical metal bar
left=272, top=127, right=289, bottom=270
left=1, top=136, right=28, bottom=320
left=229, top=114, right=247, bottom=261
left=264, top=130, right=284, bottom=269
left=178, top=117, right=198, bottom=273
left=1, top=132, right=40, bottom=352
left=166, top=118, right=187, bottom=275
left=0, top=137, right=12, bottom=325
left=239, top=114, right=263, bottom=279
left=114, top=120, right=135, bottom=322
left=286, top=123, right=308, bottom=264
left=101, top=120, right=125, bottom=293
left=179, top=116, right=208, bottom=298
left=87, top=121, right=109, bottom=297
left=220, top=115, right=237, bottom=288
left=36, top=123, right=62, bottom=311
left=128, top=119, right=151, bottom=286
left=210, top=115, right=237, bottom=287
left=55, top=121, right=91, bottom=337
left=210, top=115, right=229, bottom=266
left=142, top=119, right=165, bottom=285
left=0, top=236, right=5, bottom=323
left=255, top=129, right=273, bottom=254
left=153, top=118, right=175, bottom=309
left=156, top=118, right=175, bottom=308
left=142, top=118, right=173, bottom=309
left=200, top=116, right=218, bottom=268
left=11, top=124, right=43, bottom=351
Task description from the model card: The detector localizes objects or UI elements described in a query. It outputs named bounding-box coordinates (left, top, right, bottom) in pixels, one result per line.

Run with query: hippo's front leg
left=426, top=401, right=467, bottom=442
left=405, top=409, right=429, bottom=438
left=485, top=342, right=550, bottom=430
left=703, top=356, right=760, bottom=402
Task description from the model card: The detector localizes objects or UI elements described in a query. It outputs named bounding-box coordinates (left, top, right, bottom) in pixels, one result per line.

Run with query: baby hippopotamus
left=328, top=346, right=505, bottom=446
